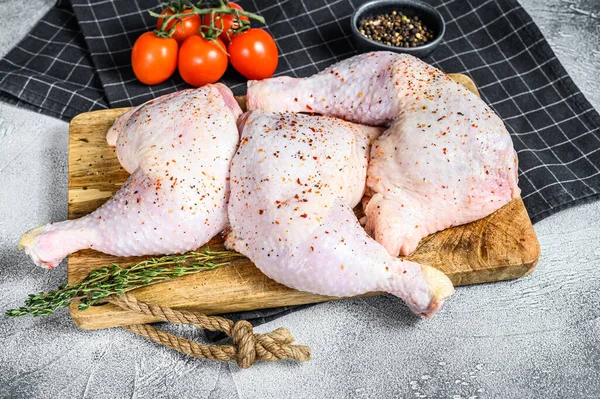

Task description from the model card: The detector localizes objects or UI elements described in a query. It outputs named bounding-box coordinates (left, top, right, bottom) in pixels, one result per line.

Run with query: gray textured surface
left=0, top=0, right=599, bottom=398
left=0, top=0, right=55, bottom=59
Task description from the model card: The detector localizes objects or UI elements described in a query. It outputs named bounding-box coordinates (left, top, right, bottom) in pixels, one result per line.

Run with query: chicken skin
left=19, top=84, right=242, bottom=268
left=247, top=52, right=520, bottom=256
left=226, top=111, right=454, bottom=316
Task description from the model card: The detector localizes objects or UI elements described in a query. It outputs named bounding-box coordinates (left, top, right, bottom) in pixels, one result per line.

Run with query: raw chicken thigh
left=226, top=111, right=454, bottom=316
left=247, top=52, right=520, bottom=256
left=19, top=84, right=242, bottom=269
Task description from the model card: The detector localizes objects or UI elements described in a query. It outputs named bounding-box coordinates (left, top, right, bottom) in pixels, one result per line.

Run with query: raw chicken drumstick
left=247, top=51, right=521, bottom=257
left=226, top=111, right=454, bottom=316
left=19, top=84, right=242, bottom=269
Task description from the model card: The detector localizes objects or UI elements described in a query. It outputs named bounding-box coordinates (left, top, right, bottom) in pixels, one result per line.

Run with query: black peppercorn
left=358, top=11, right=435, bottom=48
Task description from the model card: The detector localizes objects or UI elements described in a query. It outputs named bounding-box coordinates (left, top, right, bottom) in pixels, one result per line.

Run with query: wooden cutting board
left=68, top=74, right=540, bottom=330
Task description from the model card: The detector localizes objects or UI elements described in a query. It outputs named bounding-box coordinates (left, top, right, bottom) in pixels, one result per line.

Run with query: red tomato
left=228, top=28, right=278, bottom=80
left=178, top=36, right=228, bottom=87
left=156, top=9, right=201, bottom=44
left=202, top=2, right=249, bottom=43
left=131, top=32, right=178, bottom=85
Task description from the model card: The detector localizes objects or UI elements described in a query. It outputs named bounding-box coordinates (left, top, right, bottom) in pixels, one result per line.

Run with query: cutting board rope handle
left=108, top=292, right=311, bottom=368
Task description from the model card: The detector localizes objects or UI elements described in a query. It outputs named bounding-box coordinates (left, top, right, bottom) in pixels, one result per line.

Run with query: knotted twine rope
left=107, top=293, right=311, bottom=368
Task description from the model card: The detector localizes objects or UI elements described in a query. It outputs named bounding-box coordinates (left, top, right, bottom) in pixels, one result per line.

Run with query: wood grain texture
left=67, top=74, right=539, bottom=330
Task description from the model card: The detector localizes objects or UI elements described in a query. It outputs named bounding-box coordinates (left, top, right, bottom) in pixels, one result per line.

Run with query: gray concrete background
left=0, top=0, right=598, bottom=398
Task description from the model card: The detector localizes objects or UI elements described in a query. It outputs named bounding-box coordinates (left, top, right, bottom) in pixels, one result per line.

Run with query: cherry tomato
left=228, top=28, right=278, bottom=80
left=202, top=2, right=249, bottom=43
left=131, top=32, right=178, bottom=85
left=178, top=36, right=228, bottom=87
left=156, top=9, right=202, bottom=44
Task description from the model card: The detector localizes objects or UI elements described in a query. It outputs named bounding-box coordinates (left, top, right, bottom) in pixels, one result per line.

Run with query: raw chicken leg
left=247, top=52, right=520, bottom=256
left=19, top=84, right=242, bottom=269
left=226, top=111, right=453, bottom=316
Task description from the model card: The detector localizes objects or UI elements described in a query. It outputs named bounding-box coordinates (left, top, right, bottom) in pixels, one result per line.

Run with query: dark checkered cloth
left=1, top=0, right=599, bottom=334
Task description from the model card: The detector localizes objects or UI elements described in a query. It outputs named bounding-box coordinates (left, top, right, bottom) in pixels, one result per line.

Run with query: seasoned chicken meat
left=226, top=111, right=453, bottom=316
left=247, top=51, right=520, bottom=256
left=19, top=84, right=241, bottom=268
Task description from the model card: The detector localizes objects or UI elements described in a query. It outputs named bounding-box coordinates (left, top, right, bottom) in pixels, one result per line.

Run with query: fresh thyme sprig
left=6, top=248, right=245, bottom=317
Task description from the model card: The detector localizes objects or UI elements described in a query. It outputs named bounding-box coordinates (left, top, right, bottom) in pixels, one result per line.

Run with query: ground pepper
left=358, top=11, right=435, bottom=48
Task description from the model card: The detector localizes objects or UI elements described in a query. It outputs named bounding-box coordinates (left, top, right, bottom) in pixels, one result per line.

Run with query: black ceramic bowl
left=351, top=0, right=445, bottom=58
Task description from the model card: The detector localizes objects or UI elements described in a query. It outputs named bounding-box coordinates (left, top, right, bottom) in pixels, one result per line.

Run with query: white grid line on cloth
left=38, top=17, right=82, bottom=33
left=225, top=50, right=359, bottom=93
left=57, top=62, right=105, bottom=115
left=267, top=0, right=350, bottom=28
left=435, top=6, right=554, bottom=205
left=76, top=7, right=157, bottom=24
left=9, top=44, right=96, bottom=70
left=38, top=24, right=88, bottom=111
left=128, top=0, right=167, bottom=102
left=112, top=86, right=178, bottom=104
left=6, top=11, right=76, bottom=96
left=259, top=0, right=357, bottom=67
left=513, top=110, right=596, bottom=140
left=523, top=44, right=600, bottom=147
left=505, top=25, right=599, bottom=201
left=520, top=146, right=600, bottom=173
left=83, top=16, right=347, bottom=43
left=87, top=1, right=154, bottom=108
left=0, top=59, right=104, bottom=92
left=298, top=1, right=351, bottom=59
left=477, top=50, right=553, bottom=89
left=249, top=0, right=299, bottom=81
left=451, top=34, right=546, bottom=79
left=258, top=38, right=354, bottom=61
left=1, top=74, right=106, bottom=112
left=251, top=0, right=286, bottom=13
left=26, top=34, right=90, bottom=51
left=437, top=1, right=564, bottom=205
left=273, top=0, right=320, bottom=76
left=15, top=71, right=105, bottom=107
left=0, top=0, right=108, bottom=117
left=93, top=0, right=362, bottom=103
left=439, top=3, right=520, bottom=47
left=501, top=91, right=577, bottom=121
left=78, top=26, right=149, bottom=40
left=434, top=20, right=535, bottom=65
left=98, top=2, right=600, bottom=211
left=487, top=72, right=567, bottom=105
left=80, top=0, right=356, bottom=71
left=523, top=169, right=600, bottom=200
left=252, top=14, right=346, bottom=44
left=456, top=0, right=599, bottom=200
left=443, top=0, right=495, bottom=24
left=323, top=0, right=357, bottom=53
left=101, top=76, right=163, bottom=86
left=495, top=6, right=600, bottom=183
left=94, top=36, right=358, bottom=73
left=71, top=0, right=119, bottom=8
left=0, top=0, right=598, bottom=326
left=0, top=0, right=597, bottom=224
left=455, top=1, right=578, bottom=200
left=87, top=15, right=355, bottom=59
left=278, top=49, right=359, bottom=72
left=88, top=2, right=126, bottom=85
